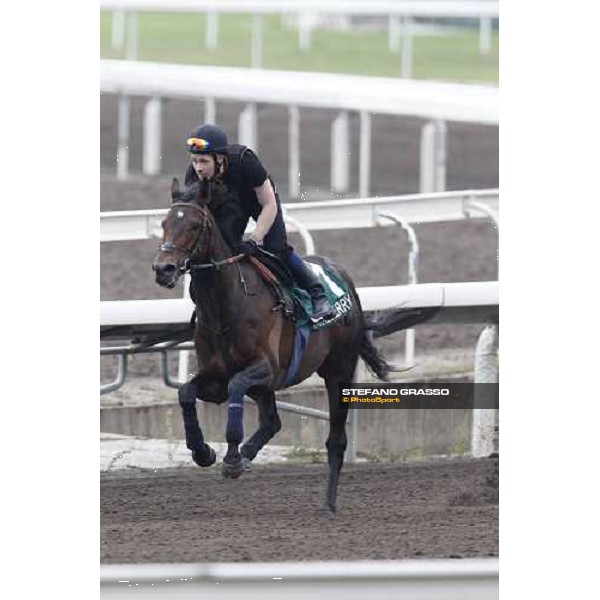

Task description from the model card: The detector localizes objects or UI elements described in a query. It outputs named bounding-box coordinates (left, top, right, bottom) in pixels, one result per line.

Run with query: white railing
left=100, top=188, right=499, bottom=242
left=100, top=60, right=498, bottom=195
left=100, top=1, right=499, bottom=17
left=100, top=61, right=498, bottom=124
left=101, top=1, right=499, bottom=74
left=100, top=282, right=499, bottom=331
left=100, top=558, right=499, bottom=599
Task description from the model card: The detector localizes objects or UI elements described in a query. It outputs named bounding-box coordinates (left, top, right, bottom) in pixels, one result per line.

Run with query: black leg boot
left=289, top=259, right=336, bottom=322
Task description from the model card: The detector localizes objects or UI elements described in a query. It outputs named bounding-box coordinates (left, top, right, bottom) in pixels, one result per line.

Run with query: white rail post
left=334, top=14, right=350, bottom=32
left=251, top=14, right=263, bottom=68
left=331, top=111, right=350, bottom=194
left=359, top=111, right=371, bottom=198
left=111, top=10, right=125, bottom=50
left=288, top=105, right=301, bottom=200
left=463, top=198, right=499, bottom=278
left=434, top=120, right=447, bottom=192
left=117, top=94, right=130, bottom=180
left=298, top=13, right=313, bottom=53
left=375, top=213, right=419, bottom=369
left=479, top=17, right=493, bottom=55
left=471, top=325, right=499, bottom=458
left=238, top=104, right=257, bottom=151
left=143, top=97, right=162, bottom=176
left=206, top=11, right=219, bottom=50
left=203, top=97, right=216, bottom=124
left=420, top=120, right=447, bottom=193
left=388, top=15, right=401, bottom=53
left=400, top=17, right=413, bottom=78
left=125, top=11, right=138, bottom=61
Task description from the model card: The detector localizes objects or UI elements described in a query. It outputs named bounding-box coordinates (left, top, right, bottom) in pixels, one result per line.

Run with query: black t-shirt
left=184, top=145, right=269, bottom=222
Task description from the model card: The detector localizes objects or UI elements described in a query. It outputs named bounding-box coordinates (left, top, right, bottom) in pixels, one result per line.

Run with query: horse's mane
left=182, top=180, right=247, bottom=252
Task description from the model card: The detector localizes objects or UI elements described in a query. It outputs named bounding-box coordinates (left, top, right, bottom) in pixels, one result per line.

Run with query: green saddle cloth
left=287, top=263, right=354, bottom=330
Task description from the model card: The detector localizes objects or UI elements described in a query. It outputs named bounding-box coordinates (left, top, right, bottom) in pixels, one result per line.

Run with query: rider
left=183, top=123, right=335, bottom=322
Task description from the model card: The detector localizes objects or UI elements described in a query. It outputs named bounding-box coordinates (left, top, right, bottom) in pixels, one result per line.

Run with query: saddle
left=248, top=248, right=301, bottom=321
left=248, top=248, right=352, bottom=331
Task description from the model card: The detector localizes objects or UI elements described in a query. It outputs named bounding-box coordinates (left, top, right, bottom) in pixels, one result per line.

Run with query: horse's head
left=152, top=178, right=213, bottom=288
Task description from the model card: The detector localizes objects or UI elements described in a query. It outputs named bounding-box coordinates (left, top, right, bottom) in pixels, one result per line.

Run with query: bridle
left=157, top=201, right=248, bottom=276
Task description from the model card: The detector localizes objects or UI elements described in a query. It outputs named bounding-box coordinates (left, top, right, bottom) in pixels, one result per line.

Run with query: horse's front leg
left=222, top=360, right=273, bottom=479
left=178, top=378, right=218, bottom=468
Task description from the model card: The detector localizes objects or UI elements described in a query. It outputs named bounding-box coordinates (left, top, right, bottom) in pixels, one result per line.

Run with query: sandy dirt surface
left=101, top=457, right=498, bottom=563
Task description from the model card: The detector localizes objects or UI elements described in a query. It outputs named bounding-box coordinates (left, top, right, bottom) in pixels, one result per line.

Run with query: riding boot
left=288, top=258, right=336, bottom=322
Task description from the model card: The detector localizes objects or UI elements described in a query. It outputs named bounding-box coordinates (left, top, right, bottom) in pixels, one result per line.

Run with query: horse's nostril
left=155, top=263, right=177, bottom=276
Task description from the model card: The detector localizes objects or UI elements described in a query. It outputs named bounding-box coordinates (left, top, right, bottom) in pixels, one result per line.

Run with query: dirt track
left=101, top=457, right=498, bottom=563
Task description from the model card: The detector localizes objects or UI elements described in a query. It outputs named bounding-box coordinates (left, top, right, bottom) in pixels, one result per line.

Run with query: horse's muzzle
left=153, top=263, right=178, bottom=288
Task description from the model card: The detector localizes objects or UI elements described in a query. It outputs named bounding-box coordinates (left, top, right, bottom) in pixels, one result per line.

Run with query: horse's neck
left=191, top=217, right=241, bottom=326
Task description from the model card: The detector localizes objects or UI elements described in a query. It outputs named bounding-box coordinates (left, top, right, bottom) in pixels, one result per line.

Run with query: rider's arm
left=250, top=179, right=278, bottom=244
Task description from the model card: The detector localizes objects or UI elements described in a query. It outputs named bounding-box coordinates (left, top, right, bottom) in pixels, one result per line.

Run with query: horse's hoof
left=192, top=446, right=216, bottom=468
left=320, top=503, right=337, bottom=519
left=221, top=459, right=245, bottom=479
left=242, top=457, right=253, bottom=472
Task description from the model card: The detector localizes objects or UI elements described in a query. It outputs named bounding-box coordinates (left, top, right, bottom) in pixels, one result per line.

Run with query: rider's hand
left=238, top=239, right=260, bottom=256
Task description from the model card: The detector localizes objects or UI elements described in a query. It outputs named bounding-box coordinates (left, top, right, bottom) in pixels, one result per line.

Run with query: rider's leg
left=285, top=252, right=335, bottom=321
left=262, top=201, right=335, bottom=321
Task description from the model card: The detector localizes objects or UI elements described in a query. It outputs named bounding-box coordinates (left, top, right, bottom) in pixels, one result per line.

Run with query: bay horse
left=152, top=179, right=390, bottom=515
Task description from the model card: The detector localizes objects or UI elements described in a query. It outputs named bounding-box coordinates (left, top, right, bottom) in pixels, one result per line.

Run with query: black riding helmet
left=186, top=124, right=229, bottom=154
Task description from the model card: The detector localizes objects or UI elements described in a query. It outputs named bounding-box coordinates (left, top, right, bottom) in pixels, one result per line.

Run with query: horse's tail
left=364, top=307, right=440, bottom=339
left=344, top=274, right=391, bottom=381
left=358, top=329, right=391, bottom=381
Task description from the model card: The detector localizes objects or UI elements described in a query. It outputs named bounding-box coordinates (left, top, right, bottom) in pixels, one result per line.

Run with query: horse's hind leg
left=240, top=391, right=281, bottom=469
left=178, top=382, right=216, bottom=468
left=321, top=354, right=358, bottom=516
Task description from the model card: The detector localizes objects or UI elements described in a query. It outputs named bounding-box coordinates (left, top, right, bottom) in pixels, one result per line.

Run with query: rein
left=187, top=253, right=245, bottom=272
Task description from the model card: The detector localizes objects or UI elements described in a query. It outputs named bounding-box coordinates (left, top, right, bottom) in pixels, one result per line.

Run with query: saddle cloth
left=250, top=250, right=354, bottom=330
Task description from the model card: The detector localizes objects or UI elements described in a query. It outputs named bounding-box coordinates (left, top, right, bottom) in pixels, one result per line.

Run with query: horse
left=152, top=178, right=390, bottom=515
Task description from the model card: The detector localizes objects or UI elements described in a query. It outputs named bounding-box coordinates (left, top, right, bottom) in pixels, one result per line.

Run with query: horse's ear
left=171, top=178, right=180, bottom=202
